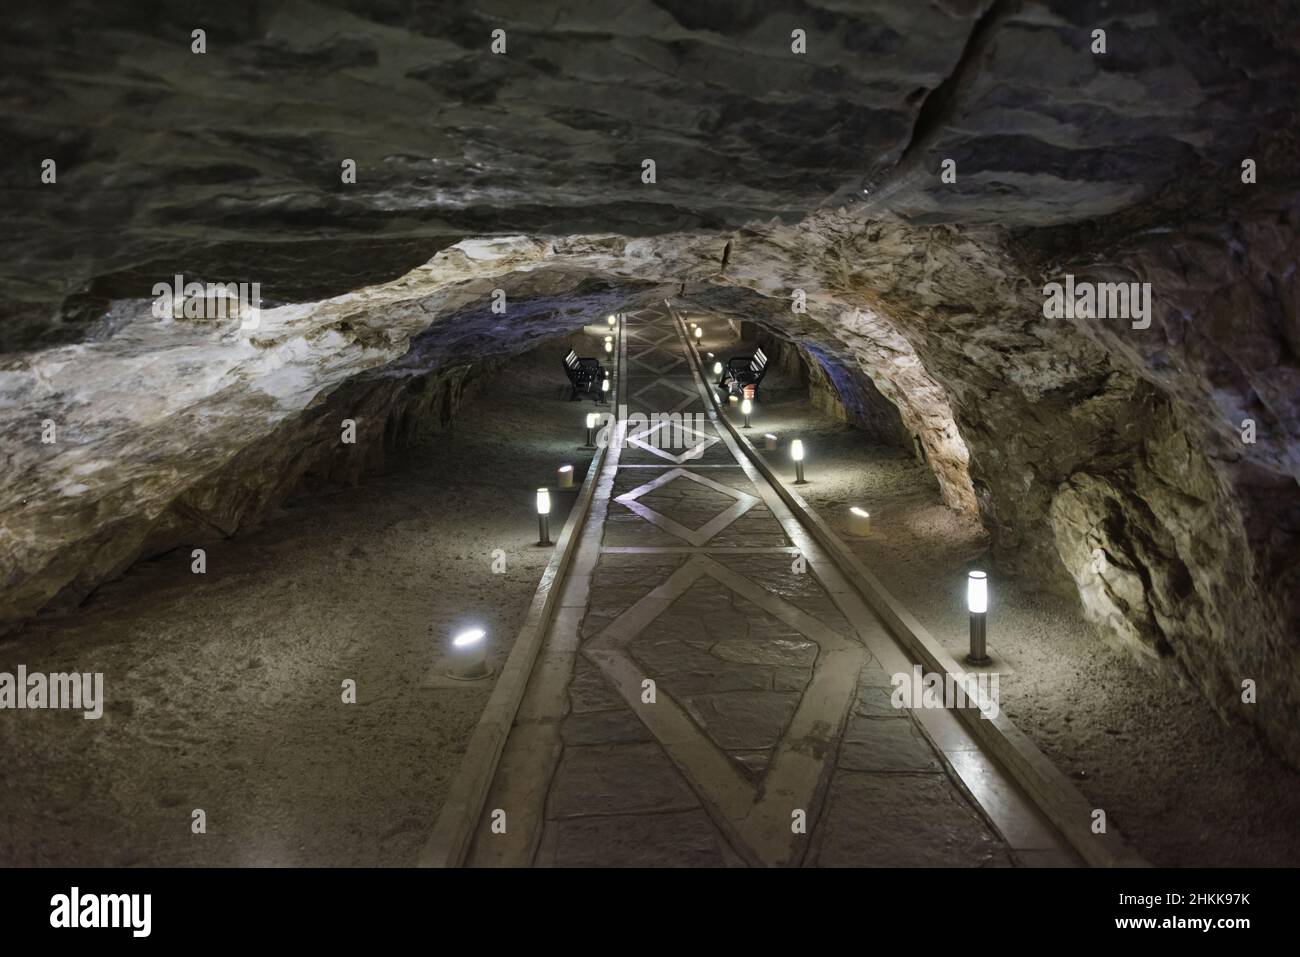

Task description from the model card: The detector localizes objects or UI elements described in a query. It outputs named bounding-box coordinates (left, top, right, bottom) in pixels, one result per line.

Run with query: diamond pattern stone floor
left=473, top=308, right=1015, bottom=867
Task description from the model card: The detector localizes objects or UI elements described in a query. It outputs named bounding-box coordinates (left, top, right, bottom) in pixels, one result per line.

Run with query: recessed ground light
left=791, top=439, right=806, bottom=484
left=536, top=487, right=552, bottom=545
left=740, top=397, right=752, bottom=428
left=557, top=464, right=574, bottom=489
left=447, top=628, right=492, bottom=681
left=966, top=570, right=991, bottom=666
left=849, top=506, right=871, bottom=536
left=764, top=432, right=778, bottom=450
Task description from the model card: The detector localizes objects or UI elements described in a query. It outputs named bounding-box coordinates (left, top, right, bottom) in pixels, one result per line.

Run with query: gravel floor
left=0, top=338, right=599, bottom=866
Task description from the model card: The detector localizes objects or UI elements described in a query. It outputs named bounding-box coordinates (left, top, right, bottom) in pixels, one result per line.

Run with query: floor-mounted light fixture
left=537, top=488, right=552, bottom=545
left=791, top=439, right=806, bottom=484
left=741, top=397, right=752, bottom=429
left=764, top=432, right=778, bottom=451
left=584, top=412, right=597, bottom=449
left=966, top=570, right=991, bottom=666
left=849, top=506, right=871, bottom=536
left=600, top=378, right=610, bottom=404
left=447, top=628, right=492, bottom=681
left=605, top=338, right=613, bottom=354
left=713, top=361, right=723, bottom=376
left=693, top=326, right=703, bottom=342
left=557, top=464, right=574, bottom=489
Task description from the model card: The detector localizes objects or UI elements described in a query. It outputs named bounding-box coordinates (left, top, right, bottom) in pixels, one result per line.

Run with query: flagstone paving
left=467, top=307, right=1070, bottom=868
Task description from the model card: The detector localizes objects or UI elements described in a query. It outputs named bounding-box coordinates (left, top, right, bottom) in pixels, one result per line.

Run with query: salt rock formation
left=0, top=1, right=1297, bottom=764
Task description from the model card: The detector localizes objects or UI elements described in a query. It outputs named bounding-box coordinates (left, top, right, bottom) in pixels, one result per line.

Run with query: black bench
left=718, top=346, right=768, bottom=398
left=563, top=348, right=606, bottom=401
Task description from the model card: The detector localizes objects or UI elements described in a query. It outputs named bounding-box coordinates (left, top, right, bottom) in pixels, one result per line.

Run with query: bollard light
left=966, top=570, right=991, bottom=666
left=557, top=464, right=574, bottom=489
left=764, top=432, right=778, bottom=451
left=791, top=439, right=806, bottom=484
left=584, top=412, right=597, bottom=449
left=537, top=487, right=552, bottom=545
left=694, top=326, right=703, bottom=341
left=605, top=339, right=613, bottom=354
left=447, top=628, right=491, bottom=680
left=741, top=397, right=752, bottom=429
left=607, top=314, right=616, bottom=328
left=600, top=378, right=610, bottom=404
left=713, top=361, right=723, bottom=376
left=849, top=506, right=871, bottom=536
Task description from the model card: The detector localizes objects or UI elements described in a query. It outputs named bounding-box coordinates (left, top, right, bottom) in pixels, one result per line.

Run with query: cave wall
left=758, top=328, right=912, bottom=450
left=8, top=356, right=495, bottom=623
left=3, top=218, right=1296, bottom=765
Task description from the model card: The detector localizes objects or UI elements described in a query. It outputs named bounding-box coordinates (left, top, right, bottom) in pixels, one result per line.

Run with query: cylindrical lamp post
left=791, top=439, right=806, bottom=484
left=785, top=442, right=806, bottom=486
left=605, top=337, right=613, bottom=354
left=600, top=377, right=610, bottom=405
left=607, top=314, right=616, bottom=329
left=713, top=361, right=723, bottom=376
left=537, top=487, right=552, bottom=545
left=693, top=326, right=703, bottom=343
left=966, top=570, right=991, bottom=666
left=557, top=464, right=574, bottom=489
left=584, top=412, right=597, bottom=449
left=741, top=397, right=752, bottom=429
left=764, top=433, right=778, bottom=451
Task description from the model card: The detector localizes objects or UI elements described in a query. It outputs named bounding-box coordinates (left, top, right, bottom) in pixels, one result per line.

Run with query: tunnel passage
left=1, top=1, right=1298, bottom=876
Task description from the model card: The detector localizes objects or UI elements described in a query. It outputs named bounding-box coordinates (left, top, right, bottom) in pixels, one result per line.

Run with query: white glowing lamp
left=586, top=412, right=598, bottom=429
left=536, top=488, right=551, bottom=516
left=791, top=439, right=806, bottom=484
left=741, top=398, right=752, bottom=416
left=694, top=327, right=702, bottom=340
left=967, top=570, right=988, bottom=614
left=557, top=464, right=574, bottom=489
left=849, top=506, right=871, bottom=536
left=449, top=627, right=489, bottom=680
left=607, top=314, right=616, bottom=326
left=713, top=361, right=723, bottom=375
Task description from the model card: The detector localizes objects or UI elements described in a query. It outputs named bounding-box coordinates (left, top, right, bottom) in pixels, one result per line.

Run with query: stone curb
left=681, top=314, right=1147, bottom=869
left=419, top=436, right=608, bottom=868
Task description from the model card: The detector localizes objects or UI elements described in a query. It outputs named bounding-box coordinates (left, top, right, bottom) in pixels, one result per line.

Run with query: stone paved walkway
left=467, top=307, right=1072, bottom=867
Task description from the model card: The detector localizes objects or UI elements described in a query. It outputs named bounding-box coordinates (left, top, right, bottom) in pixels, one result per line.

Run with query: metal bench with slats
left=563, top=348, right=605, bottom=400
left=718, top=346, right=768, bottom=399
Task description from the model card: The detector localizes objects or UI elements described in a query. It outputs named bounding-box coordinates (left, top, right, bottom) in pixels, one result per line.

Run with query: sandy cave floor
left=744, top=360, right=1300, bottom=867
left=0, top=339, right=599, bottom=866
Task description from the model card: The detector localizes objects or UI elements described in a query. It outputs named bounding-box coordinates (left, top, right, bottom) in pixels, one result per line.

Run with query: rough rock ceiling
left=4, top=0, right=1296, bottom=346
left=1, top=0, right=1299, bottom=765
